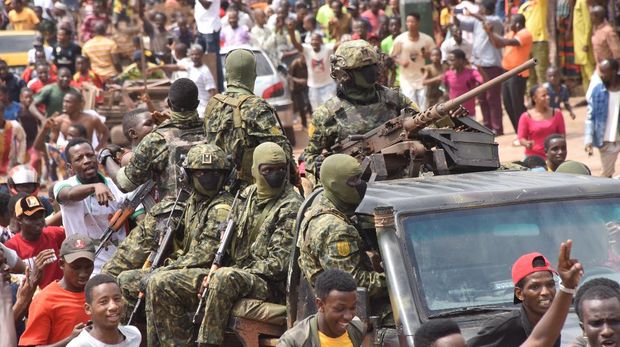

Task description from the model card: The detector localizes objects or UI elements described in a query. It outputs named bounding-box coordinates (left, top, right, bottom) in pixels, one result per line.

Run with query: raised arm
left=520, top=240, right=583, bottom=347
left=286, top=20, right=303, bottom=52
left=93, top=117, right=110, bottom=151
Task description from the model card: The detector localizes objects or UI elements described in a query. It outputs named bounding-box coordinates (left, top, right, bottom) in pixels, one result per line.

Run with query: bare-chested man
left=50, top=91, right=109, bottom=150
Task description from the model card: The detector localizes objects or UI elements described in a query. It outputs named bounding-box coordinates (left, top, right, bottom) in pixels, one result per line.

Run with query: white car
left=220, top=46, right=296, bottom=146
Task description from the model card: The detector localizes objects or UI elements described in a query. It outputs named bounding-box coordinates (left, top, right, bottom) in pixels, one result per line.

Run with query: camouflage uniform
left=119, top=144, right=233, bottom=346
left=103, top=110, right=204, bottom=276
left=298, top=194, right=386, bottom=298
left=204, top=49, right=293, bottom=189
left=303, top=40, right=420, bottom=183
left=298, top=154, right=390, bottom=322
left=197, top=142, right=303, bottom=345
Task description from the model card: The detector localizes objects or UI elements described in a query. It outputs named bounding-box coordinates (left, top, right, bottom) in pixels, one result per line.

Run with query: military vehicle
left=208, top=59, right=620, bottom=346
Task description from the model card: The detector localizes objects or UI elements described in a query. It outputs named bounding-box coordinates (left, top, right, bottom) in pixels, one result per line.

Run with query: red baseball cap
left=512, top=252, right=556, bottom=303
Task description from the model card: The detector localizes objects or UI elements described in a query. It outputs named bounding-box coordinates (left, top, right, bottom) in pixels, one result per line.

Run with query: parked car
left=220, top=46, right=296, bottom=146
left=0, top=30, right=37, bottom=74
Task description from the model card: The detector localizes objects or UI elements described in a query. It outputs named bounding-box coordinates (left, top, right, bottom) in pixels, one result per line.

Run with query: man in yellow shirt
left=277, top=269, right=366, bottom=347
left=82, top=22, right=122, bottom=82
left=572, top=0, right=595, bottom=94
left=8, top=0, right=40, bottom=31
left=518, top=0, right=549, bottom=88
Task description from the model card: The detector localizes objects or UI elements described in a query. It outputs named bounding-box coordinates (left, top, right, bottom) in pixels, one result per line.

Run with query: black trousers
left=502, top=75, right=528, bottom=133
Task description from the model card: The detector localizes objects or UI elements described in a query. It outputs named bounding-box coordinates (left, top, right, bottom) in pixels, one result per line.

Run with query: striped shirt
left=82, top=35, right=119, bottom=80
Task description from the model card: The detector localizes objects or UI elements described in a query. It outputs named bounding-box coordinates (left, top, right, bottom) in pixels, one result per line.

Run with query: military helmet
left=330, top=40, right=379, bottom=72
left=182, top=144, right=230, bottom=171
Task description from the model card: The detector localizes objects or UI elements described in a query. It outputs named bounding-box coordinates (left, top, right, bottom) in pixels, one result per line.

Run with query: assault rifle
left=330, top=58, right=538, bottom=181
left=192, top=190, right=241, bottom=325
left=127, top=187, right=191, bottom=325
left=95, top=180, right=156, bottom=257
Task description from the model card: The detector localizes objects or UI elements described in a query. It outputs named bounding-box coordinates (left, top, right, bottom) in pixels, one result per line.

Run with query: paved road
left=291, top=96, right=619, bottom=177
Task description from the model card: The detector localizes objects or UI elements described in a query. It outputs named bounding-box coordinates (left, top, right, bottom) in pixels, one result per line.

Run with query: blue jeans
left=196, top=31, right=224, bottom=92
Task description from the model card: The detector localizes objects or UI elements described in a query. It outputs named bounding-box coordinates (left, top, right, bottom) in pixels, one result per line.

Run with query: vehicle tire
left=283, top=126, right=296, bottom=147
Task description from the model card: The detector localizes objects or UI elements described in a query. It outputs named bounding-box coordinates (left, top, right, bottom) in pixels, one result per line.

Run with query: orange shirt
left=19, top=281, right=89, bottom=346
left=501, top=28, right=533, bottom=77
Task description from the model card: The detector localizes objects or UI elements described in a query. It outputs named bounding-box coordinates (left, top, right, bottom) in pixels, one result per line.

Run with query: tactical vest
left=205, top=93, right=280, bottom=185
left=322, top=86, right=404, bottom=141
left=154, top=121, right=206, bottom=202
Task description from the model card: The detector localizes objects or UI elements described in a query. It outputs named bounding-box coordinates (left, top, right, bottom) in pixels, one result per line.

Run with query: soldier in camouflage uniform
left=204, top=49, right=294, bottom=190
left=102, top=78, right=205, bottom=277
left=298, top=154, right=390, bottom=322
left=303, top=40, right=420, bottom=183
left=121, top=144, right=233, bottom=346
left=197, top=142, right=303, bottom=346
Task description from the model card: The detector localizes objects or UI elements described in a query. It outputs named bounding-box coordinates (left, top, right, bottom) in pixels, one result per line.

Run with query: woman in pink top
left=443, top=49, right=483, bottom=117
left=517, top=85, right=566, bottom=158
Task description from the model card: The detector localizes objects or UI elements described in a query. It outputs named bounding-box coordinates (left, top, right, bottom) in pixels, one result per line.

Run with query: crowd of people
left=0, top=0, right=619, bottom=346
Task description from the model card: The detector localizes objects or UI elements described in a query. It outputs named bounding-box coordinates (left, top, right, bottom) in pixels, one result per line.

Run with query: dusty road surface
left=291, top=96, right=619, bottom=177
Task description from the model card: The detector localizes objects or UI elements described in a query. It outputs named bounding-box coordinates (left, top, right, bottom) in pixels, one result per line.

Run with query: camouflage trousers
left=102, top=211, right=183, bottom=277
left=197, top=267, right=269, bottom=345
left=145, top=268, right=208, bottom=346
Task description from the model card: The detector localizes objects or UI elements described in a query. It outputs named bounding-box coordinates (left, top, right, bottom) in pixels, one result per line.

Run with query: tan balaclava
left=251, top=142, right=288, bottom=201
left=225, top=49, right=257, bottom=94
left=320, top=154, right=367, bottom=215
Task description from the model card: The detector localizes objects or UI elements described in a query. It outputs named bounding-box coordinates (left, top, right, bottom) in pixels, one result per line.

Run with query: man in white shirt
left=440, top=24, right=472, bottom=64
left=53, top=139, right=130, bottom=274
left=585, top=59, right=620, bottom=177
left=152, top=45, right=217, bottom=117
left=391, top=12, right=436, bottom=110
left=250, top=8, right=274, bottom=52
left=194, top=0, right=223, bottom=91
left=67, top=274, right=141, bottom=347
left=288, top=23, right=336, bottom=110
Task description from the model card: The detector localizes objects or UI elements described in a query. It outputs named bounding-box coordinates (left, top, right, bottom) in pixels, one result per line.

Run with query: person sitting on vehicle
left=544, top=134, right=567, bottom=172
left=277, top=269, right=366, bottom=347
left=468, top=252, right=561, bottom=347
left=414, top=318, right=466, bottom=347
left=568, top=278, right=620, bottom=347
left=196, top=142, right=302, bottom=346
left=298, top=154, right=389, bottom=324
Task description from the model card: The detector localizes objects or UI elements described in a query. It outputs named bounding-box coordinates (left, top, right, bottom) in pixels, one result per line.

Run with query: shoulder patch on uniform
left=336, top=241, right=351, bottom=256
left=270, top=125, right=283, bottom=135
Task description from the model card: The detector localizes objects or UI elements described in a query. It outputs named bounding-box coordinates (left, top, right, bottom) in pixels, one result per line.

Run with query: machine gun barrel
left=404, top=58, right=538, bottom=133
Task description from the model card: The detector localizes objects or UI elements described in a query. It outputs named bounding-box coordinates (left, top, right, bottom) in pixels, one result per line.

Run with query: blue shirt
left=544, top=82, right=570, bottom=109
left=458, top=15, right=503, bottom=67
left=584, top=77, right=620, bottom=148
left=4, top=101, right=21, bottom=121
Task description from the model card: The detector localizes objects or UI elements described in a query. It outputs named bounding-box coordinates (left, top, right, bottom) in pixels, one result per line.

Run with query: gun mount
left=331, top=59, right=537, bottom=181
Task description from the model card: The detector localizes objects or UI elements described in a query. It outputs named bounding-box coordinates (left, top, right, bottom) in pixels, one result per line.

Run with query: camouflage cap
left=182, top=143, right=230, bottom=171
left=331, top=40, right=379, bottom=70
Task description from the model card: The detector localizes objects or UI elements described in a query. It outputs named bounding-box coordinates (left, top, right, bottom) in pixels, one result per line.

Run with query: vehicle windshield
left=402, top=197, right=620, bottom=315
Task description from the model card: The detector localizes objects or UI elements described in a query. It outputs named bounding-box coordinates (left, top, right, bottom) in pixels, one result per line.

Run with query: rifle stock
left=127, top=187, right=190, bottom=325
left=192, top=190, right=241, bottom=325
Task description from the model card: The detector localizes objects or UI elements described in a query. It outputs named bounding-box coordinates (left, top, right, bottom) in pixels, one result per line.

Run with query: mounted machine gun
left=330, top=58, right=538, bottom=181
